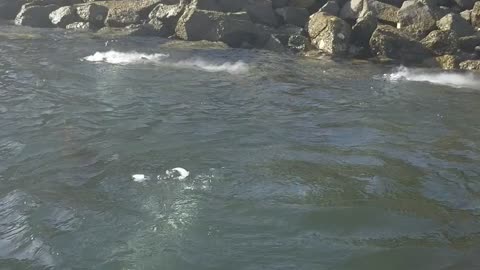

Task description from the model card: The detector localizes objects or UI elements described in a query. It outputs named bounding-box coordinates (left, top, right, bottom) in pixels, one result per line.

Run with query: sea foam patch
left=384, top=66, right=480, bottom=89
left=83, top=50, right=248, bottom=74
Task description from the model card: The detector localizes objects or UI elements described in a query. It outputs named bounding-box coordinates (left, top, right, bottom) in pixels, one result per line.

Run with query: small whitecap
left=132, top=174, right=149, bottom=183
left=166, top=167, right=190, bottom=180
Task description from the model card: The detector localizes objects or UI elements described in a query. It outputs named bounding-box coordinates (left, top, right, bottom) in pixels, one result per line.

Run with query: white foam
left=83, top=50, right=248, bottom=74
left=384, top=66, right=480, bottom=89
left=132, top=174, right=149, bottom=183
left=84, top=51, right=169, bottom=64
left=166, top=167, right=190, bottom=180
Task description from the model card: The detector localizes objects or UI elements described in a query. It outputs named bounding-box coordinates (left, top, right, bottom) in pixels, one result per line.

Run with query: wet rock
left=307, top=11, right=351, bottom=55
left=75, top=3, right=108, bottom=28
left=15, top=4, right=59, bottom=27
left=397, top=0, right=438, bottom=39
left=175, top=9, right=260, bottom=48
left=275, top=6, right=309, bottom=27
left=66, top=21, right=91, bottom=30
left=421, top=30, right=458, bottom=55
left=459, top=59, right=480, bottom=70
left=319, top=1, right=340, bottom=16
left=49, top=6, right=78, bottom=28
left=246, top=0, right=278, bottom=27
left=437, top=13, right=475, bottom=37
left=369, top=25, right=431, bottom=63
left=458, top=34, right=480, bottom=52
left=435, top=54, right=459, bottom=69
left=287, top=34, right=309, bottom=52
left=472, top=2, right=480, bottom=29
left=352, top=11, right=377, bottom=48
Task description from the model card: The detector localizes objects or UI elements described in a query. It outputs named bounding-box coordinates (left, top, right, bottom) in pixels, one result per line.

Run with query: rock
left=272, top=0, right=288, bottom=8
left=369, top=25, right=431, bottom=63
left=75, top=3, right=108, bottom=28
left=289, top=0, right=316, bottom=8
left=246, top=0, right=278, bottom=26
left=435, top=55, right=459, bottom=69
left=66, top=21, right=91, bottom=30
left=148, top=17, right=173, bottom=37
left=15, top=4, right=59, bottom=27
left=104, top=0, right=161, bottom=27
left=307, top=11, right=351, bottom=55
left=149, top=0, right=184, bottom=21
left=472, top=2, right=480, bottom=29
left=459, top=59, right=480, bottom=70
left=217, top=0, right=246, bottom=12
left=340, top=0, right=398, bottom=23
left=191, top=0, right=222, bottom=11
left=319, top=1, right=340, bottom=16
left=458, top=34, right=480, bottom=52
left=397, top=0, right=438, bottom=39
left=460, top=10, right=471, bottom=23
left=340, top=0, right=365, bottom=20
left=275, top=7, right=309, bottom=27
left=0, top=0, right=33, bottom=19
left=175, top=9, right=260, bottom=48
left=453, top=0, right=475, bottom=10
left=49, top=6, right=78, bottom=28
left=287, top=34, right=309, bottom=51
left=352, top=11, right=377, bottom=48
left=263, top=34, right=286, bottom=52
left=437, top=13, right=475, bottom=37
left=421, top=30, right=458, bottom=55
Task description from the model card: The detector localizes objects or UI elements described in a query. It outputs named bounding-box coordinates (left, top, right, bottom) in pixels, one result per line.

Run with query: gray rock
left=288, top=0, right=316, bottom=8
left=217, top=0, right=246, bottom=12
left=369, top=25, right=431, bottom=63
left=459, top=60, right=480, bottom=70
left=275, top=7, right=309, bottom=27
left=352, top=11, right=377, bottom=48
left=175, top=9, right=259, bottom=48
left=263, top=34, right=287, bottom=52
left=435, top=54, right=459, bottom=69
left=66, top=21, right=91, bottom=30
left=15, top=4, right=59, bottom=27
left=307, top=11, right=351, bottom=55
left=247, top=0, right=278, bottom=27
left=472, top=2, right=480, bottom=29
left=287, top=34, right=309, bottom=52
left=76, top=3, right=108, bottom=28
left=453, top=0, right=475, bottom=10
left=340, top=0, right=365, bottom=20
left=458, top=34, right=480, bottom=52
left=460, top=10, right=471, bottom=23
left=190, top=0, right=222, bottom=11
left=437, top=13, right=475, bottom=37
left=148, top=17, right=174, bottom=37
left=421, top=30, right=458, bottom=55
left=149, top=0, right=184, bottom=21
left=49, top=6, right=78, bottom=28
left=272, top=0, right=288, bottom=8
left=397, top=0, right=438, bottom=39
left=104, top=0, right=161, bottom=27
left=340, top=0, right=398, bottom=23
left=0, top=0, right=33, bottom=19
left=319, top=1, right=340, bottom=16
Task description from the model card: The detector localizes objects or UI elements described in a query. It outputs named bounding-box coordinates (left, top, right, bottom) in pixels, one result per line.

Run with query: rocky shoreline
left=1, top=0, right=480, bottom=71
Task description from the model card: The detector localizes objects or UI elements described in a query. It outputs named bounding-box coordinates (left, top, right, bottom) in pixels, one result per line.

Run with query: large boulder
left=307, top=11, right=351, bottom=55
left=14, top=4, right=59, bottom=27
left=49, top=6, right=78, bottom=28
left=175, top=9, right=260, bottom=47
left=369, top=25, right=431, bottom=63
left=459, top=60, right=480, bottom=71
left=104, top=0, right=161, bottom=27
left=460, top=10, right=471, bottom=23
left=352, top=11, right=377, bottom=48
left=397, top=0, right=438, bottom=39
left=340, top=0, right=366, bottom=20
left=75, top=3, right=108, bottom=28
left=437, top=13, right=475, bottom=37
left=472, top=2, right=480, bottom=29
left=421, top=30, right=458, bottom=55
left=340, top=0, right=398, bottom=24
left=148, top=0, right=185, bottom=31
left=246, top=0, right=278, bottom=26
left=275, top=6, right=309, bottom=27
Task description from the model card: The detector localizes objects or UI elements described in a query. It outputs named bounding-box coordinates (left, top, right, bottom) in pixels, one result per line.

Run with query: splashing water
left=83, top=50, right=249, bottom=74
left=384, top=66, right=480, bottom=89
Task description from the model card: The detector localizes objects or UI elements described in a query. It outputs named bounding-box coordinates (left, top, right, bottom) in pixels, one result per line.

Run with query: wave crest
left=83, top=50, right=248, bottom=74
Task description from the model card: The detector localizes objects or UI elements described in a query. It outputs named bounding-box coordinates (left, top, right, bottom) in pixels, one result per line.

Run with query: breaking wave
left=83, top=50, right=249, bottom=74
left=384, top=66, right=480, bottom=89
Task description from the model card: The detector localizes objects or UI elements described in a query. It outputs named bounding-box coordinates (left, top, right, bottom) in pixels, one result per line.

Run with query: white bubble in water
left=132, top=174, right=149, bottom=183
left=166, top=167, right=190, bottom=180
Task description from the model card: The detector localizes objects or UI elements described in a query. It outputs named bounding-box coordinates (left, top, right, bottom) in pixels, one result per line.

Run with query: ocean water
left=1, top=23, right=480, bottom=270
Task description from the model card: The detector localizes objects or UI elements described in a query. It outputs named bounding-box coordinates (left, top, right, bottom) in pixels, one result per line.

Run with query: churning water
left=1, top=23, right=480, bottom=270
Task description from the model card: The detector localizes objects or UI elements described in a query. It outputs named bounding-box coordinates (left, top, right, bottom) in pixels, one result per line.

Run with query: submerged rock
left=307, top=11, right=351, bottom=55
left=15, top=4, right=59, bottom=27
left=370, top=25, right=431, bottom=63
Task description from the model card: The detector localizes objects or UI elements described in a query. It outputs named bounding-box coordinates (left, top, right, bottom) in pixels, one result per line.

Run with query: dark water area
left=1, top=23, right=480, bottom=270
